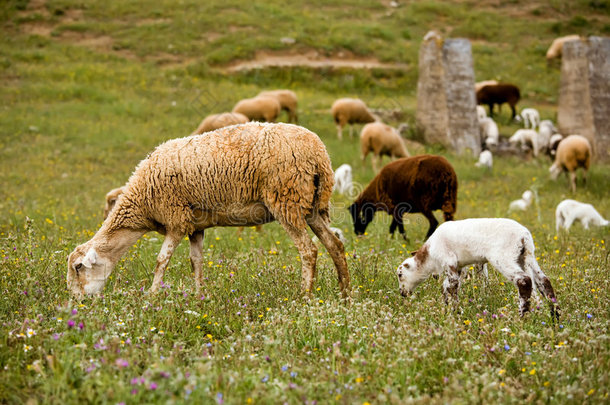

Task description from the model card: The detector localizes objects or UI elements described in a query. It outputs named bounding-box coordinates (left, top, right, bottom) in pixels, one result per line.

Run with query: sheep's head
left=549, top=163, right=562, bottom=180
left=396, top=245, right=430, bottom=296
left=67, top=243, right=113, bottom=297
left=348, top=202, right=375, bottom=235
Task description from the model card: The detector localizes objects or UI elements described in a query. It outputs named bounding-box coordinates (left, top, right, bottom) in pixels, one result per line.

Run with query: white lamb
left=479, top=117, right=499, bottom=147
left=538, top=120, right=558, bottom=154
left=474, top=150, right=493, bottom=170
left=396, top=218, right=559, bottom=318
left=509, top=129, right=539, bottom=156
left=333, top=164, right=353, bottom=196
left=519, top=108, right=540, bottom=130
left=555, top=199, right=608, bottom=233
left=508, top=190, right=534, bottom=212
left=476, top=105, right=487, bottom=122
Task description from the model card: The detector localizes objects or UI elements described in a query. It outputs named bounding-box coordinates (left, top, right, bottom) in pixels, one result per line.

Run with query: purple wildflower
left=115, top=358, right=129, bottom=368
left=149, top=382, right=158, bottom=390
left=67, top=320, right=75, bottom=328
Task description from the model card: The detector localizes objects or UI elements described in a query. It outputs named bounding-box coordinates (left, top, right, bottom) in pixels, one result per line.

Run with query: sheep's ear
left=410, top=251, right=417, bottom=257
left=82, top=248, right=98, bottom=268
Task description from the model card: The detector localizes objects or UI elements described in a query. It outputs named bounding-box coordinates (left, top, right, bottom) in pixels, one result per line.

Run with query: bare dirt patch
left=226, top=49, right=408, bottom=72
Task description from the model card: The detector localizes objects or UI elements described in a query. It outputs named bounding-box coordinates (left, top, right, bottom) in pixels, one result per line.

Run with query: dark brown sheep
left=476, top=83, right=521, bottom=120
left=348, top=155, right=458, bottom=240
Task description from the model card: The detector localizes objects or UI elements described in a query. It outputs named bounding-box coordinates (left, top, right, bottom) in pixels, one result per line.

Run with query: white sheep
left=555, top=199, right=608, bottom=233
left=509, top=129, right=539, bottom=156
left=257, top=90, right=298, bottom=123
left=331, top=98, right=378, bottom=140
left=476, top=105, right=487, bottom=122
left=475, top=150, right=493, bottom=170
left=475, top=80, right=499, bottom=93
left=549, top=134, right=591, bottom=193
left=508, top=190, right=534, bottom=212
left=232, top=96, right=281, bottom=122
left=333, top=164, right=353, bottom=196
left=479, top=116, right=499, bottom=148
left=67, top=123, right=350, bottom=297
left=538, top=120, right=558, bottom=154
left=547, top=133, right=563, bottom=159
left=546, top=35, right=581, bottom=62
left=360, top=122, right=409, bottom=172
left=396, top=218, right=559, bottom=318
left=519, top=108, right=540, bottom=130
left=192, top=112, right=249, bottom=135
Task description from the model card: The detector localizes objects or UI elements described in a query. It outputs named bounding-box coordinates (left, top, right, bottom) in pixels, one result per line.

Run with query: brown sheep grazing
left=360, top=122, right=410, bottom=172
left=349, top=155, right=458, bottom=240
left=546, top=35, right=581, bottom=63
left=67, top=123, right=350, bottom=298
left=476, top=83, right=521, bottom=120
left=232, top=96, right=281, bottom=122
left=331, top=98, right=378, bottom=140
left=192, top=112, right=249, bottom=135
left=549, top=134, right=591, bottom=193
left=258, top=90, right=298, bottom=123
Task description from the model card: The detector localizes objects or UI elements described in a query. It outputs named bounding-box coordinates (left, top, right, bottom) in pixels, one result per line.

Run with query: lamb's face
left=396, top=256, right=424, bottom=297
left=67, top=244, right=113, bottom=297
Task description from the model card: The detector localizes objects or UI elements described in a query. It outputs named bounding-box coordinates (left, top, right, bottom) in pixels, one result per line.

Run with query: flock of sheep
left=66, top=34, right=607, bottom=321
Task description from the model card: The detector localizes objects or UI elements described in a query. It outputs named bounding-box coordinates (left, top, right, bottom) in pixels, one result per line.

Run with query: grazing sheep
left=333, top=164, right=353, bottom=196
left=479, top=117, right=499, bottom=148
left=67, top=123, right=350, bottom=297
left=475, top=150, right=493, bottom=170
left=103, top=186, right=125, bottom=219
left=549, top=134, right=591, bottom=193
left=555, top=199, right=608, bottom=233
left=360, top=122, right=410, bottom=172
left=258, top=90, right=298, bottom=123
left=548, top=133, right=563, bottom=159
left=396, top=218, right=559, bottom=318
left=232, top=96, right=281, bottom=122
left=546, top=35, right=581, bottom=63
left=519, top=108, right=540, bottom=130
left=349, top=155, right=457, bottom=240
left=508, top=190, right=534, bottom=212
left=476, top=83, right=521, bottom=120
left=476, top=105, right=487, bottom=122
left=509, top=129, right=539, bottom=156
left=475, top=80, right=499, bottom=93
left=538, top=120, right=559, bottom=155
left=331, top=98, right=378, bottom=140
left=192, top=112, right=249, bottom=135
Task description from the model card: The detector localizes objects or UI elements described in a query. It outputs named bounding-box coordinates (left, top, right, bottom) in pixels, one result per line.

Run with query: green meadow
left=0, top=0, right=609, bottom=403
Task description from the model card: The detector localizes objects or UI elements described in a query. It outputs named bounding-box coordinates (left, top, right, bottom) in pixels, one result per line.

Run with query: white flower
left=26, top=328, right=36, bottom=338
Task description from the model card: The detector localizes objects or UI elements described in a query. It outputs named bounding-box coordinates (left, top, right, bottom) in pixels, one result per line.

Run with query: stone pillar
left=416, top=32, right=480, bottom=156
left=558, top=36, right=610, bottom=161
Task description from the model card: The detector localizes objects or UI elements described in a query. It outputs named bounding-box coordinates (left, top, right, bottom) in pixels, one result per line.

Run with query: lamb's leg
left=422, top=211, right=439, bottom=239
left=442, top=264, right=461, bottom=308
left=307, top=214, right=351, bottom=297
left=492, top=260, right=532, bottom=316
left=150, top=233, right=182, bottom=292
left=282, top=224, right=318, bottom=295
left=525, top=256, right=560, bottom=321
left=188, top=231, right=205, bottom=291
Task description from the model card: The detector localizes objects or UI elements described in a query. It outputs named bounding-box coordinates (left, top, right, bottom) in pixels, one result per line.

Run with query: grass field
left=1, top=0, right=609, bottom=403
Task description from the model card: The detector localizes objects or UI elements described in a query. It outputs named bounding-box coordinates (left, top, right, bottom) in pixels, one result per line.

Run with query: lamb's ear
left=82, top=248, right=98, bottom=268
left=410, top=251, right=417, bottom=257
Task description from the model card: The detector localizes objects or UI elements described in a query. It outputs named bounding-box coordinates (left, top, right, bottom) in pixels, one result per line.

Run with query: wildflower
left=588, top=389, right=595, bottom=396
left=261, top=375, right=269, bottom=383
left=78, top=322, right=84, bottom=330
left=67, top=320, right=75, bottom=328
left=149, top=382, right=158, bottom=390
left=216, top=392, right=224, bottom=404
left=23, top=345, right=32, bottom=352
left=529, top=369, right=536, bottom=375
left=115, top=358, right=129, bottom=368
left=504, top=344, right=510, bottom=351
left=355, top=377, right=364, bottom=383
left=498, top=369, right=506, bottom=375
left=464, top=320, right=471, bottom=326
left=26, top=328, right=36, bottom=338
left=586, top=313, right=593, bottom=319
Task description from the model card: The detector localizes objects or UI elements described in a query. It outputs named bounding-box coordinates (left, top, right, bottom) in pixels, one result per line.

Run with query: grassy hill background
left=0, top=0, right=609, bottom=403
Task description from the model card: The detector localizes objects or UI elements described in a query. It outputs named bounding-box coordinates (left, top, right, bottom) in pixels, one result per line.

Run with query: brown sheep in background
left=232, top=96, right=281, bottom=122
left=67, top=123, right=350, bottom=298
left=331, top=98, right=378, bottom=140
left=476, top=83, right=521, bottom=120
left=349, top=155, right=458, bottom=240
left=546, top=35, right=581, bottom=63
left=549, top=134, right=591, bottom=193
left=192, top=112, right=249, bottom=135
left=258, top=90, right=298, bottom=123
left=360, top=122, right=410, bottom=172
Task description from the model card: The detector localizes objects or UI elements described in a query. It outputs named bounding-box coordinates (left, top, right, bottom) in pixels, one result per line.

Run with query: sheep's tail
left=312, top=159, right=334, bottom=219
left=522, top=237, right=560, bottom=320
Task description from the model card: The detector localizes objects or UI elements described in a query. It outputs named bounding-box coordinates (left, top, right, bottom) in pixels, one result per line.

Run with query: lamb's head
left=67, top=243, right=113, bottom=297
left=348, top=202, right=375, bottom=236
left=549, top=163, right=562, bottom=180
left=396, top=245, right=430, bottom=296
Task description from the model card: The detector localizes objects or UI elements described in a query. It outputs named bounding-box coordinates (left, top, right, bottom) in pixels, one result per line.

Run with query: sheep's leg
left=487, top=104, right=494, bottom=117
left=492, top=260, right=532, bottom=316
left=336, top=124, right=343, bottom=140
left=307, top=214, right=351, bottom=297
left=150, top=233, right=182, bottom=293
left=510, top=104, right=517, bottom=120
left=390, top=205, right=407, bottom=241
left=188, top=231, right=205, bottom=291
left=525, top=256, right=560, bottom=321
left=371, top=155, right=379, bottom=173
left=349, top=125, right=354, bottom=139
left=282, top=224, right=318, bottom=295
left=570, top=171, right=577, bottom=193
left=422, top=211, right=439, bottom=239
left=442, top=265, right=461, bottom=308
